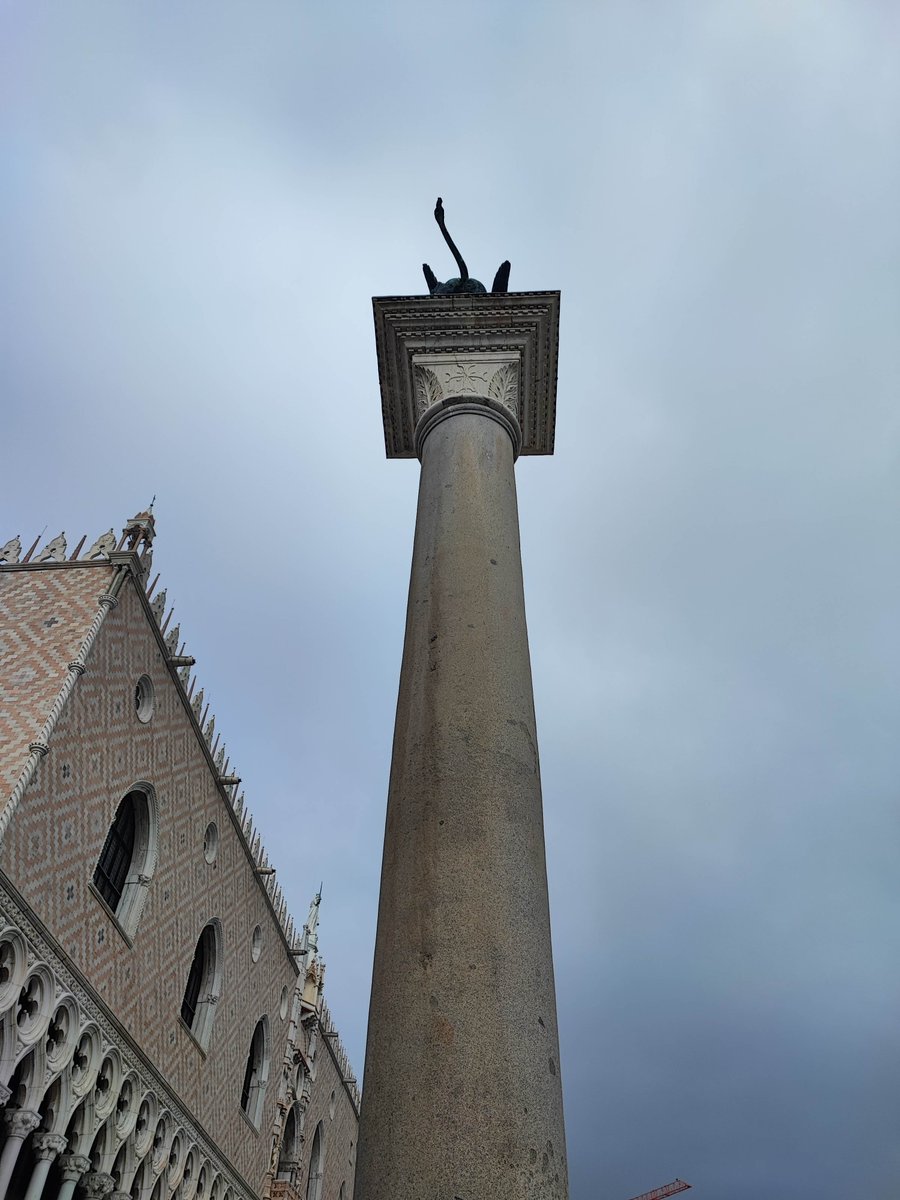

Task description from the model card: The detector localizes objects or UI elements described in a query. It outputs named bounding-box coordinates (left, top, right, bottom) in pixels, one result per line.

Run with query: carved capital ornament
left=373, top=291, right=560, bottom=460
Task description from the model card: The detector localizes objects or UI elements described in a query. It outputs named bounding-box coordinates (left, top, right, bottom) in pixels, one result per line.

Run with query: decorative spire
left=85, top=530, right=116, bottom=560
left=120, top=510, right=155, bottom=555
left=35, top=533, right=67, bottom=563
left=0, top=536, right=21, bottom=564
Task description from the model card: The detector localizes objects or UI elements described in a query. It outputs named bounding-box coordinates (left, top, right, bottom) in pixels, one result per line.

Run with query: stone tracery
left=0, top=908, right=243, bottom=1200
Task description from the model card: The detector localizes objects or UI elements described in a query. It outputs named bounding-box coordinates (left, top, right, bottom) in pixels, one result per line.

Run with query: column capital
left=373, top=291, right=560, bottom=459
left=79, top=1171, right=115, bottom=1198
left=3, top=1108, right=40, bottom=1139
left=32, top=1131, right=68, bottom=1160
left=58, top=1154, right=91, bottom=1183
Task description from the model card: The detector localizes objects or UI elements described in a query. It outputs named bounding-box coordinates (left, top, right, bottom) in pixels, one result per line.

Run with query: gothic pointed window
left=240, top=1016, right=270, bottom=1127
left=180, top=921, right=222, bottom=1050
left=306, top=1122, right=324, bottom=1200
left=91, top=785, right=159, bottom=937
left=94, top=793, right=135, bottom=910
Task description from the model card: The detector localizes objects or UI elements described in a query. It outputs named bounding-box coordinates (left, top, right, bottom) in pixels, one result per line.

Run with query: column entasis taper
left=356, top=205, right=566, bottom=1200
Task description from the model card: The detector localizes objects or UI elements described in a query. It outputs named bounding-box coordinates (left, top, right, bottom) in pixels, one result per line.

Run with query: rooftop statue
left=422, top=197, right=511, bottom=297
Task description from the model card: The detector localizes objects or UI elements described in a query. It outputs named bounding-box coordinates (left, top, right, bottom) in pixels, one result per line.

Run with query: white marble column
left=357, top=293, right=567, bottom=1200
left=0, top=1108, right=41, bottom=1200
left=55, top=1154, right=91, bottom=1200
left=23, top=1132, right=68, bottom=1200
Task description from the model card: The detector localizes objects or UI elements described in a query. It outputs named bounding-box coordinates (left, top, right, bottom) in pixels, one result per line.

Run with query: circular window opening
left=203, top=822, right=219, bottom=864
left=251, top=925, right=262, bottom=962
left=135, top=675, right=155, bottom=723
left=279, top=986, right=289, bottom=1020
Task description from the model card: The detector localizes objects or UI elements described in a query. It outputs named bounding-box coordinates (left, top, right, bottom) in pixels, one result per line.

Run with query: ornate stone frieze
left=412, top=353, right=520, bottom=421
left=373, top=291, right=561, bottom=458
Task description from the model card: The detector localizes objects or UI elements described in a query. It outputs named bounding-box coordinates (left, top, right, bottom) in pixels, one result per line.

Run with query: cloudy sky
left=2, top=2, right=899, bottom=1196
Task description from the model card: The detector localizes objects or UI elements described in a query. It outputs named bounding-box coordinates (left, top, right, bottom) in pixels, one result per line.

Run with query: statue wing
left=422, top=263, right=439, bottom=295
left=491, top=261, right=511, bottom=294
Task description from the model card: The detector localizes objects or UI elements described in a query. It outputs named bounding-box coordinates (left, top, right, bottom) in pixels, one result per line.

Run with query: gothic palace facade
left=0, top=511, right=359, bottom=1200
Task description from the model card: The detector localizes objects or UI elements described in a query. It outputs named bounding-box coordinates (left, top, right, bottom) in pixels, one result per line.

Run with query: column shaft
left=0, top=1135, right=28, bottom=1200
left=24, top=1156, right=53, bottom=1200
left=356, top=411, right=567, bottom=1200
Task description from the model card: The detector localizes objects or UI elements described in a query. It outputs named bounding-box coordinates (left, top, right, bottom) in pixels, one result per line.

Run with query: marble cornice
left=373, top=290, right=560, bottom=459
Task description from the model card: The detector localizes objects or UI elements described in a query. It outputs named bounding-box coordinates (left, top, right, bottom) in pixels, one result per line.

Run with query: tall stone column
left=356, top=292, right=567, bottom=1200
left=0, top=1108, right=41, bottom=1200
left=23, top=1132, right=68, bottom=1200
left=55, top=1154, right=91, bottom=1200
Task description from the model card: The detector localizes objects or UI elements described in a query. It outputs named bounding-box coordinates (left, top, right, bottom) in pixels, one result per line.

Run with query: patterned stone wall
left=294, top=1032, right=358, bottom=1200
left=0, top=565, right=106, bottom=799
left=1, top=564, right=307, bottom=1192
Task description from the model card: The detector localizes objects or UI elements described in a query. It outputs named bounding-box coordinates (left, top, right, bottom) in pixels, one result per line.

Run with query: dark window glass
left=181, top=927, right=211, bottom=1029
left=93, top=793, right=137, bottom=911
left=241, top=1020, right=264, bottom=1112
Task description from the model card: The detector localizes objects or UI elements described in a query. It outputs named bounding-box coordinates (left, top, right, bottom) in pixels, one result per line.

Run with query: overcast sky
left=2, top=3, right=899, bottom=1197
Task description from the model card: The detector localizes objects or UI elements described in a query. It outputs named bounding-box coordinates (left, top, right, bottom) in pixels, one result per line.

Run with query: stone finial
left=0, top=535, right=21, bottom=564
left=85, top=529, right=116, bottom=560
left=150, top=588, right=167, bottom=623
left=164, top=623, right=181, bottom=655
left=191, top=688, right=204, bottom=721
left=36, top=532, right=67, bottom=563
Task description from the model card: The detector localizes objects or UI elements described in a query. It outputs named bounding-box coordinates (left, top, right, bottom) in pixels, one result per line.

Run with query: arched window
left=239, top=1017, right=270, bottom=1127
left=180, top=922, right=222, bottom=1051
left=277, top=1104, right=301, bottom=1180
left=306, top=1121, right=324, bottom=1200
left=92, top=785, right=158, bottom=937
left=94, top=794, right=135, bottom=910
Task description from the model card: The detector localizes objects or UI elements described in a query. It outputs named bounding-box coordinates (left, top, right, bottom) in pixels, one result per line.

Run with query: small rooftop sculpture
left=422, top=197, right=511, bottom=296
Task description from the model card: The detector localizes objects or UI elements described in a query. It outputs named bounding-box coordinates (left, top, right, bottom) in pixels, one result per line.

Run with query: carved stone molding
left=58, top=1153, right=91, bottom=1183
left=80, top=1171, right=115, bottom=1198
left=32, top=1131, right=69, bottom=1160
left=412, top=353, right=520, bottom=420
left=3, top=1107, right=40, bottom=1139
left=373, top=291, right=560, bottom=458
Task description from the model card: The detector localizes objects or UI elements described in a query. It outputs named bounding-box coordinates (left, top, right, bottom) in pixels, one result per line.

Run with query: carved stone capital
left=32, top=1131, right=69, bottom=1160
left=97, top=593, right=119, bottom=609
left=109, top=1192, right=132, bottom=1200
left=28, top=742, right=49, bottom=758
left=67, top=661, right=87, bottom=676
left=79, top=1170, right=115, bottom=1198
left=58, top=1153, right=91, bottom=1183
left=3, top=1107, right=40, bottom=1139
left=373, top=291, right=560, bottom=459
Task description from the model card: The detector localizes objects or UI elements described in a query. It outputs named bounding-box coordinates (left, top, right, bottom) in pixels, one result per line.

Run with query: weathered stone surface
left=356, top=402, right=568, bottom=1200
